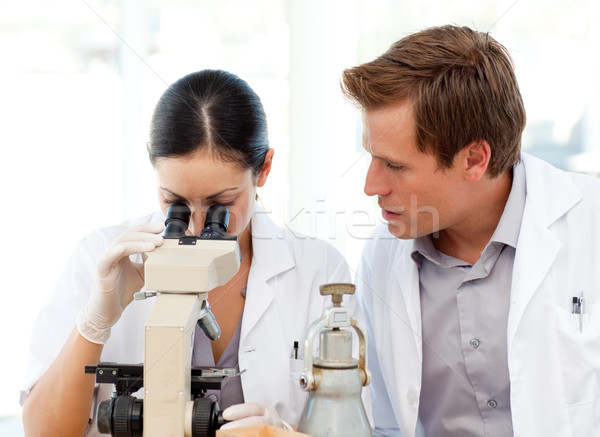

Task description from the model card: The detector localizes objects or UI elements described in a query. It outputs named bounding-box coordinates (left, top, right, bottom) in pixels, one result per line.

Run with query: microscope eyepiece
left=164, top=203, right=230, bottom=239
left=164, top=202, right=191, bottom=238
left=200, top=204, right=230, bottom=239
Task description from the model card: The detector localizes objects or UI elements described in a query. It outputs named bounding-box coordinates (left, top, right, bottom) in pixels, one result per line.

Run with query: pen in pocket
left=290, top=341, right=299, bottom=359
left=571, top=292, right=584, bottom=333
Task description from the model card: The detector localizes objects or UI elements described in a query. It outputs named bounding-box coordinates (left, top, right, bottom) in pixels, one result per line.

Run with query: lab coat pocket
left=554, top=299, right=600, bottom=407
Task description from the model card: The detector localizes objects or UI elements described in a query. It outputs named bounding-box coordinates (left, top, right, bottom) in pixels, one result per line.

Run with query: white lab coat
left=356, top=154, right=600, bottom=437
left=21, top=204, right=351, bottom=433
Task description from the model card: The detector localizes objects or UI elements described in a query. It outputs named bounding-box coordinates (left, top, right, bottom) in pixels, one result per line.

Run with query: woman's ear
left=257, top=149, right=275, bottom=188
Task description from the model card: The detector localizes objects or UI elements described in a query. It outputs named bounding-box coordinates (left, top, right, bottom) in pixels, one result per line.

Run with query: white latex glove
left=77, top=223, right=164, bottom=344
left=220, top=403, right=292, bottom=430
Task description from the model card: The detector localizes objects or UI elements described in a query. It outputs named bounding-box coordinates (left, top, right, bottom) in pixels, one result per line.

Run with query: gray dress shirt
left=413, top=163, right=525, bottom=436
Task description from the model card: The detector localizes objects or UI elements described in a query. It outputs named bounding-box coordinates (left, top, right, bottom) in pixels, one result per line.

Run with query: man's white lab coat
left=356, top=154, right=600, bottom=436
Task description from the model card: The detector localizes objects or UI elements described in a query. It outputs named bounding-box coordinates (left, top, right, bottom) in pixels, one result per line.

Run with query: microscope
left=85, top=202, right=241, bottom=437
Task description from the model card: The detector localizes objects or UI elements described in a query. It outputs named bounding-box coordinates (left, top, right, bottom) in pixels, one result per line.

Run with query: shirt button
left=469, top=338, right=481, bottom=349
left=487, top=399, right=498, bottom=409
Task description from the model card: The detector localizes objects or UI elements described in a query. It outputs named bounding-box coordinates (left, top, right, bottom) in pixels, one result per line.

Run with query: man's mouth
left=381, top=208, right=402, bottom=221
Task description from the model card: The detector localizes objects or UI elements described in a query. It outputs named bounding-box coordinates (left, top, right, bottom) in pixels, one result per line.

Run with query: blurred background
left=1, top=0, right=599, bottom=433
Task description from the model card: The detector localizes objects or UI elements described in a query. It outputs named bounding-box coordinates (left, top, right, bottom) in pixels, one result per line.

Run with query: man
left=342, top=25, right=600, bottom=436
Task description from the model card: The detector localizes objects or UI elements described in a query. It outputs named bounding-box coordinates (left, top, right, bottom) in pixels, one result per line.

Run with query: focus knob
left=192, top=397, right=219, bottom=437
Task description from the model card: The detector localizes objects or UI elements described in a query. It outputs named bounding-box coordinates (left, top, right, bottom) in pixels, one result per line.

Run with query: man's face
left=362, top=101, right=468, bottom=239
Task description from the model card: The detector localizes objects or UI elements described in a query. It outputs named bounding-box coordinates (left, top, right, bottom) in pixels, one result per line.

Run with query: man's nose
left=364, top=159, right=391, bottom=197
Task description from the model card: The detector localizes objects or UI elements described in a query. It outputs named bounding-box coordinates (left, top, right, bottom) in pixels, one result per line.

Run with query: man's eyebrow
left=362, top=145, right=405, bottom=166
left=159, top=186, right=238, bottom=200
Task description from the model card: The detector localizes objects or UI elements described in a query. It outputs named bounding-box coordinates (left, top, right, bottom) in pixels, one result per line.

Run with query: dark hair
left=148, top=69, right=269, bottom=176
left=341, top=25, right=526, bottom=177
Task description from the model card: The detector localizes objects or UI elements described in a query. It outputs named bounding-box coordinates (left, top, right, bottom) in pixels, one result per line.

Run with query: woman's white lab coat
left=21, top=204, right=350, bottom=433
left=356, top=154, right=600, bottom=436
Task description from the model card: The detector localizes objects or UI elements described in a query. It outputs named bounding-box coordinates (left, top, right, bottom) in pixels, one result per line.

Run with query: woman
left=21, top=69, right=350, bottom=436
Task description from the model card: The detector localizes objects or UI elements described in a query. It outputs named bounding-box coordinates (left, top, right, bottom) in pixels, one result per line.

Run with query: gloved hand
left=77, top=223, right=164, bottom=344
left=220, top=403, right=292, bottom=430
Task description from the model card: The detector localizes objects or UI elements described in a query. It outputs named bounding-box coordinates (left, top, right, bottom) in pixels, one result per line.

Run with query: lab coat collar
left=520, top=153, right=582, bottom=227
left=508, top=154, right=582, bottom=343
left=249, top=203, right=295, bottom=281
left=240, top=203, right=295, bottom=341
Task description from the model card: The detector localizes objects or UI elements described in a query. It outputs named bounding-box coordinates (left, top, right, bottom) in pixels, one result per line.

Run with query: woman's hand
left=221, top=403, right=292, bottom=430
left=77, top=223, right=164, bottom=344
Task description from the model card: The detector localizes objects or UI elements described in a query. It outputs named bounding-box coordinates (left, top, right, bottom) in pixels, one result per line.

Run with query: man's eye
left=385, top=161, right=403, bottom=171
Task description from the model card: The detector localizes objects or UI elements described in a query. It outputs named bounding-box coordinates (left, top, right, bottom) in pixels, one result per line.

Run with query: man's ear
left=462, top=140, right=491, bottom=183
left=257, top=148, right=275, bottom=188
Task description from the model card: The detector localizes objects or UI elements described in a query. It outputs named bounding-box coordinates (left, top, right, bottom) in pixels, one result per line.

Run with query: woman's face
left=153, top=149, right=272, bottom=238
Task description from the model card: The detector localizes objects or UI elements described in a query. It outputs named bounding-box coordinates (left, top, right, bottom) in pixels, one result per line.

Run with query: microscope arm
left=144, top=292, right=203, bottom=437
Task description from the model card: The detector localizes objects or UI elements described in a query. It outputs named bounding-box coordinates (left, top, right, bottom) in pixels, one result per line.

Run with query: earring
left=256, top=193, right=265, bottom=210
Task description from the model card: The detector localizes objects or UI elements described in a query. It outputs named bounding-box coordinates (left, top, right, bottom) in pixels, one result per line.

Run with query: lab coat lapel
left=393, top=240, right=422, bottom=348
left=241, top=205, right=295, bottom=339
left=390, top=240, right=423, bottom=432
left=507, top=207, right=560, bottom=343
left=508, top=155, right=581, bottom=342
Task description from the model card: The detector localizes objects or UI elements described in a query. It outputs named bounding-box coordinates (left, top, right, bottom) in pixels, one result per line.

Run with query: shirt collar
left=411, top=234, right=470, bottom=268
left=488, top=160, right=526, bottom=249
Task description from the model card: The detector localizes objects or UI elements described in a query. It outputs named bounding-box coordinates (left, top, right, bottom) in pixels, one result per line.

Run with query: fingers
left=97, top=224, right=164, bottom=277
left=220, top=415, right=268, bottom=430
left=221, top=403, right=279, bottom=430
left=97, top=242, right=150, bottom=277
left=125, top=222, right=165, bottom=234
left=222, top=403, right=266, bottom=421
left=114, top=223, right=165, bottom=245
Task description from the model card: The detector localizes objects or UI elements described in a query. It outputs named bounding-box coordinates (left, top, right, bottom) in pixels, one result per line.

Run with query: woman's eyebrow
left=205, top=187, right=238, bottom=200
left=159, top=186, right=238, bottom=200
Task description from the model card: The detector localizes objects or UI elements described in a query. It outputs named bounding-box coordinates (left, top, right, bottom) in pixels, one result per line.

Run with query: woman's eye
left=163, top=198, right=186, bottom=205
